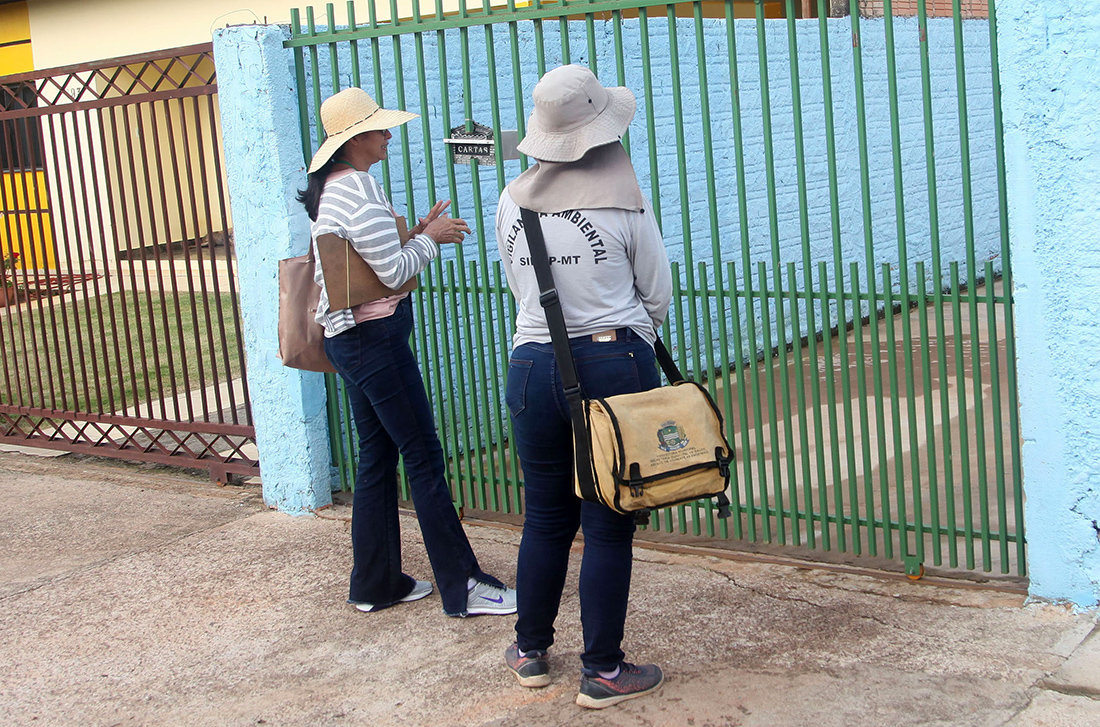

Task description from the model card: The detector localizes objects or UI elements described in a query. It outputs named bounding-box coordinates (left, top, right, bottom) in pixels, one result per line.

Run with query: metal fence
left=288, top=0, right=1022, bottom=578
left=0, top=44, right=258, bottom=482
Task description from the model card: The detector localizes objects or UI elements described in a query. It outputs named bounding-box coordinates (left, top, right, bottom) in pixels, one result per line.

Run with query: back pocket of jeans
left=505, top=358, right=534, bottom=417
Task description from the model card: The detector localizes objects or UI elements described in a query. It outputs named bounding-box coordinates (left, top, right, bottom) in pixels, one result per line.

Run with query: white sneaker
left=353, top=580, right=433, bottom=613
left=466, top=581, right=518, bottom=615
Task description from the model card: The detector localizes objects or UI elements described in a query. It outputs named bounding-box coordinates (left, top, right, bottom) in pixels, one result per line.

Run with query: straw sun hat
left=308, top=87, right=418, bottom=173
left=516, top=64, right=636, bottom=163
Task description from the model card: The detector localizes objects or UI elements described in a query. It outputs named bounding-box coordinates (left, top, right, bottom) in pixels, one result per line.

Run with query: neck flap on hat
left=507, top=142, right=644, bottom=214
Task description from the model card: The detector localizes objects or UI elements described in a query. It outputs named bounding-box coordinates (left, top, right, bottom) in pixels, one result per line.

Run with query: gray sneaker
left=505, top=642, right=550, bottom=687
left=466, top=581, right=517, bottom=615
left=576, top=662, right=664, bottom=709
left=350, top=579, right=432, bottom=613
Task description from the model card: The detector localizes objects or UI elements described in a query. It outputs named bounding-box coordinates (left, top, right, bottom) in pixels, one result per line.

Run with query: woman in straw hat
left=299, top=86, right=516, bottom=618
left=494, top=65, right=672, bottom=708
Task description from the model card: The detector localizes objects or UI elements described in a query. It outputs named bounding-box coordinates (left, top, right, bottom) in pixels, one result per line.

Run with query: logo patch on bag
left=657, top=421, right=689, bottom=452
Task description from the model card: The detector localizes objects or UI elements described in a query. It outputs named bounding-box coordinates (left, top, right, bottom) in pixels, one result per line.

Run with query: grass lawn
left=0, top=290, right=243, bottom=417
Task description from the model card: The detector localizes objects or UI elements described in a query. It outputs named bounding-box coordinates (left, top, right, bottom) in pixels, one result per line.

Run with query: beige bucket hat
left=308, top=87, right=418, bottom=173
left=516, top=64, right=636, bottom=163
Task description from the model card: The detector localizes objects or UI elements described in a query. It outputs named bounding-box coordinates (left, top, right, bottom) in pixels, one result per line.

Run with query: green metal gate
left=287, top=0, right=1023, bottom=579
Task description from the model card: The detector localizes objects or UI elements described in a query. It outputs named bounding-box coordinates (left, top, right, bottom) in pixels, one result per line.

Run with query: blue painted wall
left=213, top=24, right=335, bottom=513
left=999, top=0, right=1100, bottom=609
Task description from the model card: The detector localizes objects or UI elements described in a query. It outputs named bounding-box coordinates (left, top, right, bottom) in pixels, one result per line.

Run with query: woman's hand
left=423, top=212, right=471, bottom=245
left=409, top=199, right=451, bottom=237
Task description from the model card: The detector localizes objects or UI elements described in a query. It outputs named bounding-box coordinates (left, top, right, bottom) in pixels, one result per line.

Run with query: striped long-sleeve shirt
left=311, top=170, right=439, bottom=336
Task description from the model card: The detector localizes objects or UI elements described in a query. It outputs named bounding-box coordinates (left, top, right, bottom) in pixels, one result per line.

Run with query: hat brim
left=307, top=107, right=419, bottom=173
left=516, top=87, right=636, bottom=163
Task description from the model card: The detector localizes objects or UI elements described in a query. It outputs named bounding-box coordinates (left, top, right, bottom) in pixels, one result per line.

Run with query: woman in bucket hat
left=298, top=86, right=516, bottom=618
left=494, top=65, right=673, bottom=708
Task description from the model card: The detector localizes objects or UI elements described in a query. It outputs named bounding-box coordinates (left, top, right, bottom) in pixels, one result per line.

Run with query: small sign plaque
left=443, top=122, right=519, bottom=166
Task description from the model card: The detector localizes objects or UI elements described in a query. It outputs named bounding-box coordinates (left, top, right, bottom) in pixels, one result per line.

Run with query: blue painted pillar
left=213, top=25, right=334, bottom=513
left=999, top=1, right=1100, bottom=608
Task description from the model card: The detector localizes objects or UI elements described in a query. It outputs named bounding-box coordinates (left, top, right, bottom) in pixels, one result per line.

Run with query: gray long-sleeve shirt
left=495, top=188, right=672, bottom=349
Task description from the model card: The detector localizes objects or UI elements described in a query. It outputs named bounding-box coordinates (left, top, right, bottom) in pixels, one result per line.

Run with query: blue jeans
left=505, top=328, right=660, bottom=673
left=324, top=297, right=498, bottom=616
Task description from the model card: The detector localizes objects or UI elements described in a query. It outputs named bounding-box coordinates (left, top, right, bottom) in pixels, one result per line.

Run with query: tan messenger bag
left=519, top=208, right=733, bottom=523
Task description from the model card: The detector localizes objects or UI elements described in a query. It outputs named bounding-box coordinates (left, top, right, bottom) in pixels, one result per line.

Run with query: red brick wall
left=858, top=0, right=989, bottom=18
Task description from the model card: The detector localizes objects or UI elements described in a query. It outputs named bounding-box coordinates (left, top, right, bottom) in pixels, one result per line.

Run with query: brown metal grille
left=0, top=44, right=257, bottom=482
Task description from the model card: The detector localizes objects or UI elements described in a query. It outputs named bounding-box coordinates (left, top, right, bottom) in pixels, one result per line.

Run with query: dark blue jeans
left=324, top=297, right=497, bottom=616
left=506, top=328, right=660, bottom=673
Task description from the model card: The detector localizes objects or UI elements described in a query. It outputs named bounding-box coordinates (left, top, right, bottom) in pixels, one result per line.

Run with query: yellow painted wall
left=0, top=1, right=55, bottom=270
left=26, top=0, right=511, bottom=69
left=0, top=2, right=34, bottom=75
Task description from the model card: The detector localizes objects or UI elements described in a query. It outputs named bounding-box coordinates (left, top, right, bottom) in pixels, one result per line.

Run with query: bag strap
left=520, top=207, right=599, bottom=501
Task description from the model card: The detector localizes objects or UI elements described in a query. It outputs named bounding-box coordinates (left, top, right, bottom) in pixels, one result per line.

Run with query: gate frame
left=0, top=43, right=259, bottom=483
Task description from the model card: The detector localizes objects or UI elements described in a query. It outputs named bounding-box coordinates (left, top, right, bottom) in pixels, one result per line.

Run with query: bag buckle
left=716, top=447, right=731, bottom=478
left=627, top=463, right=644, bottom=498
left=716, top=492, right=732, bottom=520
left=538, top=288, right=559, bottom=307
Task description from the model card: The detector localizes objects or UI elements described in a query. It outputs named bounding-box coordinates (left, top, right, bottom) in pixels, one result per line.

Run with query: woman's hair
left=297, top=157, right=336, bottom=221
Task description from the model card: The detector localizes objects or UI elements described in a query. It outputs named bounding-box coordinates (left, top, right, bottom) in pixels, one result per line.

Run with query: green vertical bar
left=916, top=263, right=943, bottom=566
left=986, top=0, right=1025, bottom=576
left=816, top=262, right=841, bottom=551
left=483, top=0, right=507, bottom=192
left=787, top=263, right=808, bottom=547
left=918, top=0, right=956, bottom=568
left=698, top=263, right=718, bottom=538
left=613, top=10, right=630, bottom=154
left=666, top=5, right=701, bottom=383
left=848, top=266, right=876, bottom=555
left=811, top=0, right=862, bottom=555
left=950, top=263, right=975, bottom=569
left=985, top=262, right=1009, bottom=572
left=559, top=0, right=571, bottom=63
left=669, top=263, right=689, bottom=534
left=728, top=269, right=758, bottom=541
left=341, top=378, right=357, bottom=491
left=468, top=262, right=498, bottom=511
left=755, top=262, right=781, bottom=543
left=366, top=0, right=392, bottom=192
left=480, top=0, right=509, bottom=511
left=951, top=0, right=991, bottom=572
left=388, top=0, right=416, bottom=219
left=847, top=0, right=890, bottom=557
left=533, top=6, right=547, bottom=77
left=887, top=3, right=925, bottom=562
left=495, top=263, right=522, bottom=514
left=447, top=260, right=473, bottom=509
left=507, top=0, right=530, bottom=172
left=453, top=2, right=489, bottom=507
left=695, top=1, right=732, bottom=412
left=306, top=8, right=325, bottom=143
left=726, top=262, right=747, bottom=540
left=820, top=3, right=874, bottom=549
left=638, top=8, right=662, bottom=225
left=326, top=3, right=340, bottom=93
left=882, top=264, right=909, bottom=565
left=883, top=0, right=924, bottom=565
left=585, top=2, right=598, bottom=75
left=347, top=2, right=361, bottom=86
left=325, top=373, right=349, bottom=489
left=290, top=9, right=315, bottom=162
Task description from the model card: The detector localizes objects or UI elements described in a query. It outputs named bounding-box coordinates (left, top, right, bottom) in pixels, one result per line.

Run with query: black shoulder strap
left=520, top=208, right=600, bottom=500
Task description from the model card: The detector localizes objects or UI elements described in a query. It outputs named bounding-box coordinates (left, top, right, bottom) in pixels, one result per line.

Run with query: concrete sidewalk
left=1, top=451, right=1097, bottom=727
